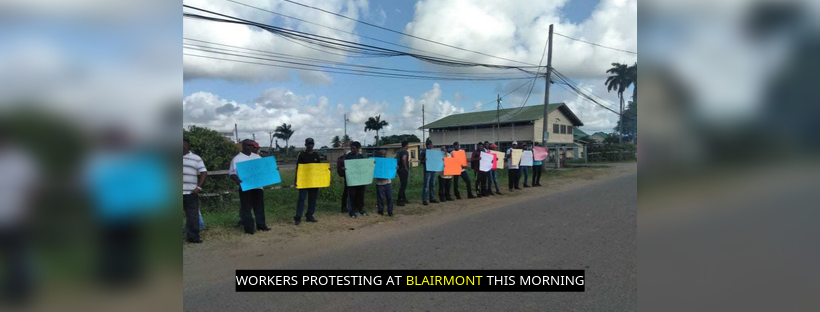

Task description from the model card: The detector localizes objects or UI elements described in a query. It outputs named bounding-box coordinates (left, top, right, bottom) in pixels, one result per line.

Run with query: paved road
left=184, top=172, right=637, bottom=311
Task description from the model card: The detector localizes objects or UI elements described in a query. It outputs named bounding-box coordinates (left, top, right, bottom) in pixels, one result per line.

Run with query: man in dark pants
left=532, top=143, right=544, bottom=186
left=395, top=141, right=410, bottom=206
left=342, top=142, right=368, bottom=218
left=451, top=141, right=475, bottom=199
left=470, top=142, right=488, bottom=197
left=183, top=138, right=207, bottom=243
left=230, top=139, right=271, bottom=234
left=506, top=141, right=521, bottom=191
left=294, top=138, right=322, bottom=225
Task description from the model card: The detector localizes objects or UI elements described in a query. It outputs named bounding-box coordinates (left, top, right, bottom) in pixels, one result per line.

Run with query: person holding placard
left=229, top=139, right=270, bottom=234
left=487, top=143, right=502, bottom=195
left=506, top=141, right=521, bottom=191
left=336, top=151, right=351, bottom=213
left=470, top=142, right=488, bottom=197
left=419, top=139, right=438, bottom=205
left=395, top=141, right=410, bottom=206
left=532, top=143, right=544, bottom=186
left=293, top=138, right=322, bottom=226
left=374, top=149, right=394, bottom=217
left=520, top=143, right=530, bottom=188
left=437, top=146, right=453, bottom=202
left=451, top=142, right=474, bottom=200
left=342, top=142, right=368, bottom=218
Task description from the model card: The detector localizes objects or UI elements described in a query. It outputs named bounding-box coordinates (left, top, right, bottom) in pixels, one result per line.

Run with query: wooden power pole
left=541, top=24, right=555, bottom=168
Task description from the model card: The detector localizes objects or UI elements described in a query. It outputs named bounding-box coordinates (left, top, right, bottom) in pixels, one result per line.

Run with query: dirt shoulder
left=183, top=163, right=636, bottom=279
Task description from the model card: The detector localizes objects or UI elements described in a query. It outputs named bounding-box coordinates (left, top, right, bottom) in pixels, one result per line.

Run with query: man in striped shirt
left=183, top=138, right=207, bottom=244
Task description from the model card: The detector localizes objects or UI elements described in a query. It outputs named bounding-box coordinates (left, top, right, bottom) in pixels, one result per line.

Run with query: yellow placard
left=511, top=149, right=523, bottom=166
left=491, top=151, right=505, bottom=169
left=296, top=163, right=331, bottom=189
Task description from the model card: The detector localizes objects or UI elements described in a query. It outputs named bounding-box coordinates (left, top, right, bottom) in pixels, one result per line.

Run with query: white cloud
left=403, top=0, right=637, bottom=79
left=183, top=0, right=371, bottom=83
left=393, top=83, right=465, bottom=140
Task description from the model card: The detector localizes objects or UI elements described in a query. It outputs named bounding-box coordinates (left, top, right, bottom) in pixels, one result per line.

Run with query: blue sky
left=182, top=0, right=637, bottom=146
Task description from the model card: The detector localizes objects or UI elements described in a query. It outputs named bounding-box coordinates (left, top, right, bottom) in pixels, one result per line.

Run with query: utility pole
left=541, top=24, right=555, bottom=169
left=234, top=123, right=238, bottom=143
left=422, top=104, right=425, bottom=144
left=269, top=132, right=274, bottom=152
left=497, top=94, right=501, bottom=146
left=619, top=95, right=624, bottom=144
left=252, top=133, right=255, bottom=141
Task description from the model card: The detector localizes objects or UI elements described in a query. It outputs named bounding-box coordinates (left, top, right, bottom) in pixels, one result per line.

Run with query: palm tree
left=364, top=115, right=389, bottom=146
left=274, top=123, right=294, bottom=155
left=331, top=135, right=342, bottom=148
left=342, top=134, right=351, bottom=147
left=605, top=62, right=634, bottom=144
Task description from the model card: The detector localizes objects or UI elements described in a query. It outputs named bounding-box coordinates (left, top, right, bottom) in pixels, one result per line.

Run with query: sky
left=182, top=0, right=637, bottom=148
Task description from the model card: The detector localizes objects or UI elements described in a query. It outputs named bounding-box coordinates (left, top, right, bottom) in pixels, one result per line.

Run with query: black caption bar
left=236, top=270, right=584, bottom=292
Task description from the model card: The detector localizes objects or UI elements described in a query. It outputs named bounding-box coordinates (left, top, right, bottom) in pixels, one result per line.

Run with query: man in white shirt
left=506, top=141, right=521, bottom=191
left=230, top=139, right=270, bottom=234
left=183, top=138, right=207, bottom=243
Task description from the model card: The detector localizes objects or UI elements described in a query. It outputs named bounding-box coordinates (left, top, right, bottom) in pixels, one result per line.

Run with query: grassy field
left=192, top=165, right=573, bottom=231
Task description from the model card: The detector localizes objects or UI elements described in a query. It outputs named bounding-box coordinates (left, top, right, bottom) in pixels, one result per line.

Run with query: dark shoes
left=349, top=214, right=358, bottom=219
left=515, top=187, right=522, bottom=190
left=306, top=217, right=318, bottom=223
left=187, top=239, right=203, bottom=244
left=398, top=202, right=406, bottom=207
left=294, top=220, right=301, bottom=226
left=496, top=191, right=502, bottom=195
left=430, top=199, right=439, bottom=204
left=360, top=212, right=369, bottom=217
left=378, top=211, right=384, bottom=215
left=423, top=201, right=428, bottom=205
left=257, top=226, right=271, bottom=231
left=467, top=194, right=476, bottom=199
left=388, top=213, right=393, bottom=217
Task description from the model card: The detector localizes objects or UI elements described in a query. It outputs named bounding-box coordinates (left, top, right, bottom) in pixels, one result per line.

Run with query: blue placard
left=89, top=153, right=170, bottom=221
left=373, top=157, right=397, bottom=179
left=425, top=150, right=445, bottom=172
left=236, top=156, right=281, bottom=191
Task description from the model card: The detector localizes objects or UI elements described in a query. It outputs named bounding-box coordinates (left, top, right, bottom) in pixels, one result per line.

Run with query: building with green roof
left=420, top=103, right=584, bottom=153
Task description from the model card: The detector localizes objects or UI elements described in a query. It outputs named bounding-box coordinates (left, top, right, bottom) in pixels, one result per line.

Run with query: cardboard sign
left=443, top=157, right=462, bottom=176
left=533, top=146, right=548, bottom=161
left=491, top=151, right=505, bottom=169
left=520, top=151, right=534, bottom=166
left=344, top=158, right=375, bottom=186
left=491, top=153, right=498, bottom=170
left=236, top=156, right=281, bottom=191
left=451, top=150, right=467, bottom=167
left=425, top=150, right=445, bottom=172
left=479, top=152, right=494, bottom=172
left=373, top=157, right=397, bottom=179
left=296, top=163, right=330, bottom=189
left=510, top=149, right=523, bottom=166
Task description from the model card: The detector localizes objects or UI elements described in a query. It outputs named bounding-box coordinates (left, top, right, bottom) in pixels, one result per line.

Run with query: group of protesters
left=182, top=137, right=545, bottom=244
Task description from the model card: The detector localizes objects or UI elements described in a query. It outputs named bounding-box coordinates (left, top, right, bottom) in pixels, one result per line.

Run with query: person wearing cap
left=451, top=142, right=475, bottom=200
left=437, top=146, right=453, bottom=202
left=341, top=141, right=369, bottom=218
left=506, top=141, right=521, bottom=191
left=418, top=139, right=438, bottom=205
left=229, top=139, right=270, bottom=234
left=487, top=143, right=502, bottom=195
left=253, top=141, right=260, bottom=154
left=395, top=141, right=410, bottom=206
left=293, top=138, right=323, bottom=225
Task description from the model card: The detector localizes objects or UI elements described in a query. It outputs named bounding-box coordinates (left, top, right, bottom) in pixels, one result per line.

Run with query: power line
left=553, top=32, right=637, bottom=55
left=219, top=0, right=521, bottom=67
left=182, top=7, right=542, bottom=74
left=182, top=39, right=527, bottom=77
left=274, top=0, right=538, bottom=66
left=497, top=33, right=550, bottom=120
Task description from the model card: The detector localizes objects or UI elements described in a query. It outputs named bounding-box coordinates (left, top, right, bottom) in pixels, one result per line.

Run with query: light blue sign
left=236, top=156, right=281, bottom=191
left=89, top=154, right=170, bottom=221
left=373, top=157, right=397, bottom=179
left=425, top=150, right=445, bottom=172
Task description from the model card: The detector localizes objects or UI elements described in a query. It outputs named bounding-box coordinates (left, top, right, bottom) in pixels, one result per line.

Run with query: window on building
left=553, top=124, right=559, bottom=133
left=411, top=150, right=416, bottom=159
left=567, top=126, right=572, bottom=134
left=560, top=125, right=566, bottom=134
